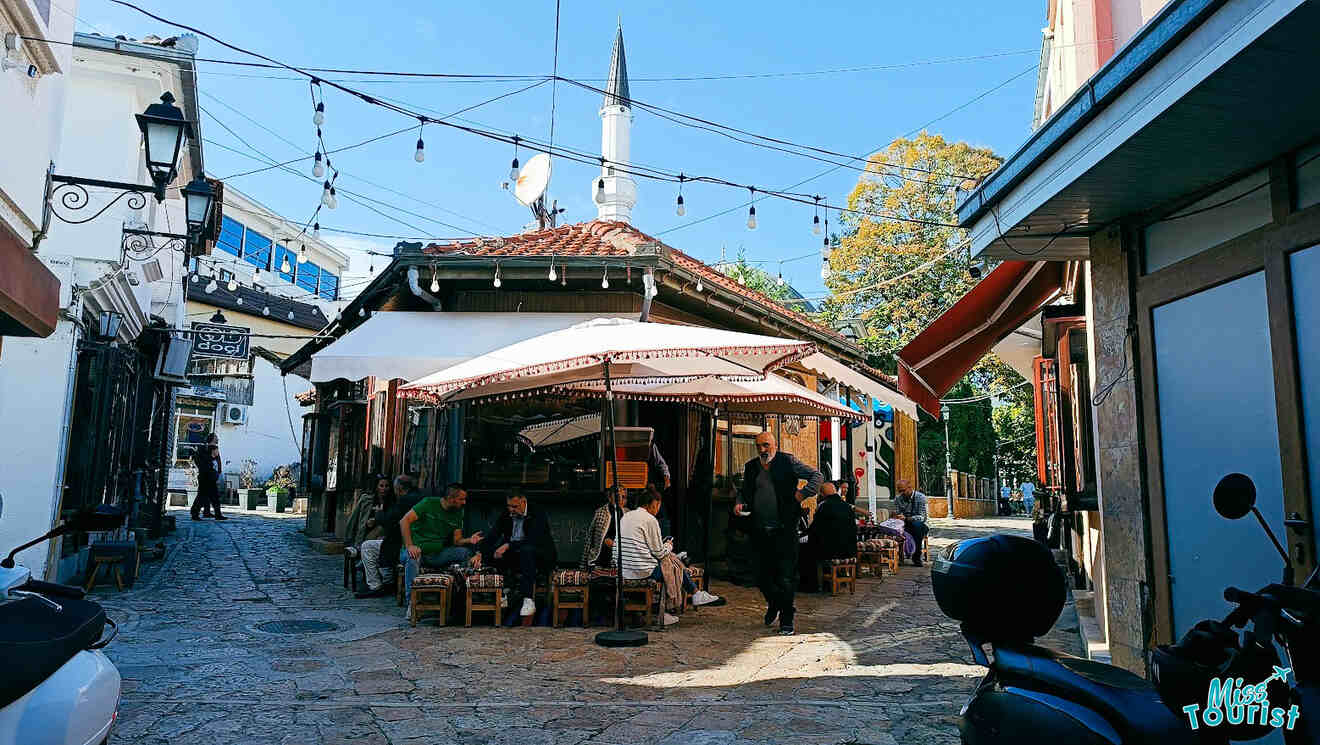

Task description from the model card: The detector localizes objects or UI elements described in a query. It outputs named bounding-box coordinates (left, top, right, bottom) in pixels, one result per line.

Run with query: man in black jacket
left=474, top=491, right=558, bottom=618
left=189, top=434, right=224, bottom=520
left=801, top=482, right=857, bottom=591
left=737, top=431, right=823, bottom=636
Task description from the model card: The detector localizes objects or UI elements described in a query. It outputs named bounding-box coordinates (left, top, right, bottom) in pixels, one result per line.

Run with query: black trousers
left=493, top=542, right=539, bottom=599
left=903, top=519, right=928, bottom=561
left=751, top=525, right=798, bottom=616
left=190, top=480, right=222, bottom=516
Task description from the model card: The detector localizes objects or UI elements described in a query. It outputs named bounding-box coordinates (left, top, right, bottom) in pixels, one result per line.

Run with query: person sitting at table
left=799, top=482, right=856, bottom=592
left=620, top=489, right=722, bottom=624
left=399, top=483, right=483, bottom=603
left=472, top=491, right=557, bottom=619
left=837, top=479, right=871, bottom=520
left=875, top=514, right=917, bottom=561
left=581, top=486, right=628, bottom=569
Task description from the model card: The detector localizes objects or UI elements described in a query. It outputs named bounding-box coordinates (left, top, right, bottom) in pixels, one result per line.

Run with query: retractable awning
left=797, top=352, right=919, bottom=420
left=898, top=261, right=1064, bottom=417
left=307, top=312, right=630, bottom=383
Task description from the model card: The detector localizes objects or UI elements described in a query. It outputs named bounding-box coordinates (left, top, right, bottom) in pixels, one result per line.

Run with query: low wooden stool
left=621, top=578, right=658, bottom=627
left=819, top=558, right=857, bottom=596
left=879, top=540, right=900, bottom=574
left=409, top=573, right=453, bottom=627
left=551, top=569, right=591, bottom=627
left=459, top=570, right=505, bottom=627
left=856, top=541, right=884, bottom=578
left=85, top=555, right=126, bottom=592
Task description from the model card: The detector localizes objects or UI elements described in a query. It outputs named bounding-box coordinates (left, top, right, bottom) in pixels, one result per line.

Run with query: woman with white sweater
left=619, top=490, right=721, bottom=625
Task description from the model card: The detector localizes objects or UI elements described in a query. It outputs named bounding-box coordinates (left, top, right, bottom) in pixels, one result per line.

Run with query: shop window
left=1143, top=168, right=1271, bottom=273
left=462, top=399, right=602, bottom=492
left=175, top=403, right=216, bottom=468
left=1295, top=142, right=1320, bottom=212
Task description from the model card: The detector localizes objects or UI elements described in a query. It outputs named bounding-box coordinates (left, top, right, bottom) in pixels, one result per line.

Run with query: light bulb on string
left=414, top=121, right=425, bottom=163
left=601, top=266, right=609, bottom=289
left=312, top=151, right=324, bottom=179
left=190, top=273, right=199, bottom=284
left=509, top=136, right=520, bottom=181
left=746, top=187, right=757, bottom=230
left=548, top=263, right=557, bottom=282
left=226, top=277, right=238, bottom=292
left=327, top=187, right=338, bottom=210
left=359, top=307, right=367, bottom=318
left=281, top=254, right=292, bottom=274
left=430, top=265, right=439, bottom=293
left=695, top=278, right=703, bottom=293
left=821, top=259, right=832, bottom=280
left=676, top=174, right=686, bottom=216
left=262, top=305, right=270, bottom=317
left=287, top=309, right=295, bottom=321
left=205, top=279, right=217, bottom=294
left=493, top=263, right=502, bottom=289
left=777, top=263, right=784, bottom=286
left=236, top=298, right=244, bottom=306
left=812, top=197, right=823, bottom=235
left=594, top=178, right=606, bottom=205
left=312, top=222, right=321, bottom=240
left=313, top=101, right=325, bottom=127
left=298, top=244, right=308, bottom=264
left=321, top=181, right=333, bottom=207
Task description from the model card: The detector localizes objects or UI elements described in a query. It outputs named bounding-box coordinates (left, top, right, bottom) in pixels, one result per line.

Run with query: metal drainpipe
left=405, top=266, right=443, bottom=310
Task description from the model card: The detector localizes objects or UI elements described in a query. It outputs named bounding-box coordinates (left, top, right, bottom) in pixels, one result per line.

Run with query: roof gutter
left=954, top=0, right=1229, bottom=227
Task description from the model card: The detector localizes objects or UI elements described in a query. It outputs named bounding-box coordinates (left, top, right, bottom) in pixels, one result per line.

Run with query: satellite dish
left=514, top=153, right=552, bottom=207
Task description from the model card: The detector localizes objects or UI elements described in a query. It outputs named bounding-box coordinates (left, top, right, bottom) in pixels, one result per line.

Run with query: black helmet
left=931, top=533, right=1065, bottom=644
left=1151, top=620, right=1285, bottom=741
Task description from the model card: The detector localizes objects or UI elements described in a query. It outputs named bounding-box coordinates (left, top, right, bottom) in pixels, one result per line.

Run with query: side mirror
left=1213, top=473, right=1256, bottom=520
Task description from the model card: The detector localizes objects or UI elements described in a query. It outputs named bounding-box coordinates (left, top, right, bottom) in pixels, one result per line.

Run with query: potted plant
left=264, top=465, right=296, bottom=512
left=239, top=459, right=264, bottom=510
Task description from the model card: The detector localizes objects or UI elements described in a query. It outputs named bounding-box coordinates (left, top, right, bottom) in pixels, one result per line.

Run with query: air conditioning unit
left=223, top=404, right=248, bottom=425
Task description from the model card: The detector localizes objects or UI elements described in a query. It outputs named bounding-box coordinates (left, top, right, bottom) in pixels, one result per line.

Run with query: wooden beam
left=0, top=227, right=60, bottom=338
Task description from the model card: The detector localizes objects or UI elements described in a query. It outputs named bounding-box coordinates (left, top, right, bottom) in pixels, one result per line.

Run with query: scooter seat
left=0, top=595, right=106, bottom=708
left=993, top=645, right=1197, bottom=744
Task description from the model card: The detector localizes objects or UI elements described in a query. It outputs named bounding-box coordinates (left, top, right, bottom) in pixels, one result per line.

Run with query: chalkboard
left=191, top=322, right=250, bottom=360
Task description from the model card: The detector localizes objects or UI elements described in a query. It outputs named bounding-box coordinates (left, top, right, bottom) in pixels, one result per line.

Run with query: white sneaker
left=662, top=613, right=680, bottom=626
left=520, top=598, right=536, bottom=617
left=691, top=590, right=720, bottom=607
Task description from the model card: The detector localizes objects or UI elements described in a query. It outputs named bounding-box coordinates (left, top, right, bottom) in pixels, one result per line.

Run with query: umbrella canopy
left=573, top=375, right=867, bottom=421
left=515, top=414, right=603, bottom=450
left=399, top=318, right=818, bottom=404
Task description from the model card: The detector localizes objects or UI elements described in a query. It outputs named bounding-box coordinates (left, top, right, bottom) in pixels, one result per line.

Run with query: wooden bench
left=84, top=554, right=127, bottom=592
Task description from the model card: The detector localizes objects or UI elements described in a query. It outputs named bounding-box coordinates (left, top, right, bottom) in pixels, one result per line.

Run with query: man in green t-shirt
left=398, top=483, right=483, bottom=601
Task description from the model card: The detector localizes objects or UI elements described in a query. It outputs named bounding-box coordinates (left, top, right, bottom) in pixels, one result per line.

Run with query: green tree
left=819, top=132, right=1036, bottom=490
left=716, top=247, right=794, bottom=302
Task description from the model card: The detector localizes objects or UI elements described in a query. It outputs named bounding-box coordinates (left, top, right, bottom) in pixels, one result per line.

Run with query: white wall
left=0, top=321, right=79, bottom=577
left=0, top=0, right=75, bottom=247
left=214, top=355, right=310, bottom=486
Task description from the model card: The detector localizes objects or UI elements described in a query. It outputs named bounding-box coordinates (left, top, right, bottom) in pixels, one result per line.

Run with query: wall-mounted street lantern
left=34, top=91, right=212, bottom=252
left=95, top=310, right=124, bottom=342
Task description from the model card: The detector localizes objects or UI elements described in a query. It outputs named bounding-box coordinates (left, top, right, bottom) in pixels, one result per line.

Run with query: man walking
left=737, top=431, right=823, bottom=636
left=190, top=434, right=225, bottom=520
left=894, top=479, right=929, bottom=567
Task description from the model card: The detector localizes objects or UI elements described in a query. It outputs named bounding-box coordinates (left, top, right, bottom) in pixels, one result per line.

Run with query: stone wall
left=1086, top=227, right=1151, bottom=675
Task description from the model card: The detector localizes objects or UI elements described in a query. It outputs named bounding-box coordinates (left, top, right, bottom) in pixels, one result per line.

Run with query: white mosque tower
left=593, top=23, right=637, bottom=223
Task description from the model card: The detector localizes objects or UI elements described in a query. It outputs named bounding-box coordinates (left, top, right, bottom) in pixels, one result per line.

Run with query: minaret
left=593, top=23, right=637, bottom=223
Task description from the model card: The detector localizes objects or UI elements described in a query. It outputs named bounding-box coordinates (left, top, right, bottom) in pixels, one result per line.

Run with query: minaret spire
left=594, top=23, right=637, bottom=222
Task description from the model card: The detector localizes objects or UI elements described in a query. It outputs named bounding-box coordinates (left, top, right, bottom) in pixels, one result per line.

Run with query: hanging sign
left=190, top=322, right=250, bottom=360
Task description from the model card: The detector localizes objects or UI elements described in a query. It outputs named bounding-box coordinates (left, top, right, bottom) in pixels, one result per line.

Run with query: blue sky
left=74, top=0, right=1047, bottom=300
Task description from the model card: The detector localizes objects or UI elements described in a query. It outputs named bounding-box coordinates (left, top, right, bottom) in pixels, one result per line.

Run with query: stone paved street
left=100, top=511, right=1079, bottom=745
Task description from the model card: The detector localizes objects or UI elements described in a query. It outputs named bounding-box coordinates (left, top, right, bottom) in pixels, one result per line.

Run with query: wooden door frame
left=1134, top=152, right=1319, bottom=645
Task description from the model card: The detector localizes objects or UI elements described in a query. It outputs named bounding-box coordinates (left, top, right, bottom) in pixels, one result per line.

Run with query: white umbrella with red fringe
left=398, top=317, right=819, bottom=647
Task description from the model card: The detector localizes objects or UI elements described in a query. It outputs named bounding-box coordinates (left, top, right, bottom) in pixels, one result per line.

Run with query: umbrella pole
left=596, top=358, right=648, bottom=648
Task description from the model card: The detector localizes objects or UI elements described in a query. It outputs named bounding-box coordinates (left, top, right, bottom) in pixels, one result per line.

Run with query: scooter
left=0, top=500, right=125, bottom=745
left=935, top=473, right=1320, bottom=744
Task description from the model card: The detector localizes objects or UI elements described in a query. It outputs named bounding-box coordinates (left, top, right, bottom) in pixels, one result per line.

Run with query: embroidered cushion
left=552, top=569, right=592, bottom=586
left=829, top=557, right=857, bottom=565
left=622, top=577, right=658, bottom=588
left=412, top=573, right=453, bottom=588
left=453, top=568, right=504, bottom=589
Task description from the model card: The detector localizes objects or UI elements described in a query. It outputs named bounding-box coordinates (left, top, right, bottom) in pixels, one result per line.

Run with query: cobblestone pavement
left=101, top=511, right=1079, bottom=745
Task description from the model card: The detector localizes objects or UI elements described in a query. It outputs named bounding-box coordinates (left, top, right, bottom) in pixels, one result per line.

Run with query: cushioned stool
left=456, top=569, right=505, bottom=627
left=621, top=577, right=659, bottom=628
left=820, top=558, right=856, bottom=596
left=409, top=572, right=453, bottom=627
left=550, top=569, right=591, bottom=628
left=856, top=540, right=884, bottom=578
left=879, top=539, right=900, bottom=574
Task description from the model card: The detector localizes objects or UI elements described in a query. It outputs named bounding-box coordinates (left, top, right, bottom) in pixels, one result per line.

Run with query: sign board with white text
left=190, top=322, right=250, bottom=360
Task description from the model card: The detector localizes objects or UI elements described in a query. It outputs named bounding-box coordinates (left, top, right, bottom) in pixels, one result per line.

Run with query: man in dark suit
left=801, top=482, right=857, bottom=591
left=736, top=431, right=823, bottom=636
left=190, top=434, right=225, bottom=520
left=474, top=491, right=557, bottom=618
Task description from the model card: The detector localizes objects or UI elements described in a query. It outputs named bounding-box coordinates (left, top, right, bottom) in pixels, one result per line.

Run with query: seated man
left=893, top=478, right=929, bottom=567
left=473, top=491, right=557, bottom=619
left=620, top=489, right=721, bottom=625
left=399, top=483, right=483, bottom=602
left=800, top=482, right=856, bottom=591
left=355, top=475, right=426, bottom=598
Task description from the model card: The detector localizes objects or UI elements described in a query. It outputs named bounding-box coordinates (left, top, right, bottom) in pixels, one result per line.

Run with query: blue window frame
left=243, top=229, right=271, bottom=271
left=217, top=216, right=243, bottom=257
left=274, top=244, right=296, bottom=282
left=296, top=260, right=320, bottom=294
left=318, top=270, right=339, bottom=300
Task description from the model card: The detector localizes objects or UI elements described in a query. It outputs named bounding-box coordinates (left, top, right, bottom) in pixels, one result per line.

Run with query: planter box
left=167, top=490, right=189, bottom=507
left=243, top=489, right=265, bottom=510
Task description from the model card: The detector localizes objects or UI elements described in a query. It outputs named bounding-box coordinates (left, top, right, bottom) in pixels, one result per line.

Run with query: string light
left=298, top=243, right=308, bottom=264
left=493, top=263, right=502, bottom=288
left=812, top=197, right=822, bottom=235
left=190, top=273, right=199, bottom=284
left=287, top=309, right=295, bottom=320
left=253, top=266, right=261, bottom=282
left=821, top=211, right=832, bottom=280
left=547, top=261, right=557, bottom=282
left=414, top=121, right=425, bottom=163
left=821, top=259, right=831, bottom=280
left=237, top=297, right=244, bottom=305
left=777, top=262, right=784, bottom=286
left=695, top=278, right=703, bottom=293
left=430, top=264, right=440, bottom=293
left=327, top=186, right=338, bottom=209
left=226, top=277, right=238, bottom=292
left=359, top=307, right=367, bottom=317
left=280, top=254, right=292, bottom=274
left=601, top=266, right=610, bottom=289
left=313, top=102, right=325, bottom=127
left=746, top=187, right=757, bottom=230
left=312, top=222, right=321, bottom=240
left=205, top=278, right=217, bottom=294
left=312, top=151, right=324, bottom=178
left=560, top=265, right=566, bottom=286
left=676, top=174, right=685, bottom=216
left=263, top=305, right=270, bottom=316
left=321, top=180, right=333, bottom=207
left=594, top=177, right=606, bottom=205
left=509, top=136, right=520, bottom=181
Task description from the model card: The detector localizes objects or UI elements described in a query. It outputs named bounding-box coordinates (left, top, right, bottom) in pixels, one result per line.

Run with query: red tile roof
left=422, top=221, right=897, bottom=388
